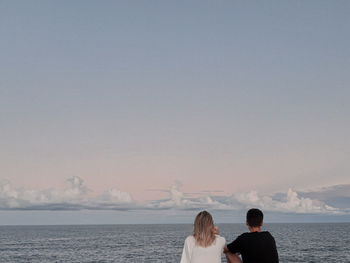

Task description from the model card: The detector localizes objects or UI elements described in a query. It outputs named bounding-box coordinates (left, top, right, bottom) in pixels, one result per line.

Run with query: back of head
left=193, top=211, right=216, bottom=247
left=246, top=208, right=264, bottom=227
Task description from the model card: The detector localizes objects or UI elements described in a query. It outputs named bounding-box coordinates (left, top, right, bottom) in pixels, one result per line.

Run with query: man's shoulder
left=237, top=232, right=250, bottom=238
left=261, top=231, right=276, bottom=239
left=232, top=231, right=260, bottom=242
left=228, top=232, right=250, bottom=243
left=239, top=231, right=275, bottom=240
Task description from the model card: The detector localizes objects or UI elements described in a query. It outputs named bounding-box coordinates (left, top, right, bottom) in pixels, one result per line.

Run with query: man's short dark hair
left=246, top=208, right=264, bottom=227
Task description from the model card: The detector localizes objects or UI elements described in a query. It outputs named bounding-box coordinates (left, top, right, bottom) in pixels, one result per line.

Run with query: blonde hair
left=193, top=211, right=216, bottom=247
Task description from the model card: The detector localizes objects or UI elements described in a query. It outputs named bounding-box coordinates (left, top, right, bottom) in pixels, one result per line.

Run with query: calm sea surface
left=0, top=223, right=349, bottom=262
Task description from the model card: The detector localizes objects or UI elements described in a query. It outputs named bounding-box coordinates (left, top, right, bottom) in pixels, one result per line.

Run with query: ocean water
left=0, top=223, right=349, bottom=262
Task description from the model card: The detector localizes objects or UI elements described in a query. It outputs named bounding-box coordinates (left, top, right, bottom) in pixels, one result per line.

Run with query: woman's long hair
left=193, top=211, right=216, bottom=247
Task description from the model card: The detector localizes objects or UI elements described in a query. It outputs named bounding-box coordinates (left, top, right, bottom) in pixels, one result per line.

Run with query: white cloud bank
left=148, top=183, right=342, bottom=215
left=0, top=177, right=348, bottom=214
left=0, top=176, right=134, bottom=210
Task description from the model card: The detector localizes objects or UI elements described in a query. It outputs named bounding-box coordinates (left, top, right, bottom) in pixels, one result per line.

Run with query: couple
left=180, top=209, right=279, bottom=263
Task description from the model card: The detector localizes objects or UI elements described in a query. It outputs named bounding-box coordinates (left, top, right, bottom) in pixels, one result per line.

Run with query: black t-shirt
left=227, top=231, right=279, bottom=263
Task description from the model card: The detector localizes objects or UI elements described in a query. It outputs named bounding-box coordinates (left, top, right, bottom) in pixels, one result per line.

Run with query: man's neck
left=248, top=226, right=261, bottom=232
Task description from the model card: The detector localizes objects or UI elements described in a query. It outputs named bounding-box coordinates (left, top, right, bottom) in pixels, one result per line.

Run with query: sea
left=0, top=223, right=349, bottom=262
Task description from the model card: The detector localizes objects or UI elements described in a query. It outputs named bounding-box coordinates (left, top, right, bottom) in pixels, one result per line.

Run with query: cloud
left=0, top=177, right=135, bottom=210
left=0, top=178, right=348, bottom=215
left=227, top=188, right=340, bottom=214
left=88, top=189, right=135, bottom=210
left=147, top=182, right=230, bottom=210
left=147, top=184, right=344, bottom=215
left=298, top=184, right=350, bottom=209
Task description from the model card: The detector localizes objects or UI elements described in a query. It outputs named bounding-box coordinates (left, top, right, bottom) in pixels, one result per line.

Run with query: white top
left=180, top=235, right=226, bottom=263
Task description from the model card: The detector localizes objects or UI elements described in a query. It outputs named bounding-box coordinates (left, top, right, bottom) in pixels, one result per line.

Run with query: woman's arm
left=214, top=226, right=219, bottom=235
left=180, top=236, right=193, bottom=263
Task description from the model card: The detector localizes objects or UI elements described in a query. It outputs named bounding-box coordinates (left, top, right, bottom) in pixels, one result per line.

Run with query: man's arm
left=225, top=235, right=243, bottom=263
left=271, top=236, right=279, bottom=263
left=226, top=235, right=242, bottom=254
left=224, top=245, right=240, bottom=256
left=224, top=246, right=242, bottom=263
left=224, top=245, right=229, bottom=253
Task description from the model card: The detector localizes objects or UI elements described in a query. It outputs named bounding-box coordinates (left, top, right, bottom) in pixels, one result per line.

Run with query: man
left=224, top=208, right=279, bottom=263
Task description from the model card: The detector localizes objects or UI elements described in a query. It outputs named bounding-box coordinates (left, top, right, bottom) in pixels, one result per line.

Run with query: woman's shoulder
left=184, top=235, right=196, bottom=244
left=215, top=234, right=226, bottom=244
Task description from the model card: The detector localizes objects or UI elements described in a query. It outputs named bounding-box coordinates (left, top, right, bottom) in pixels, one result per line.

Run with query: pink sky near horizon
left=2, top=143, right=347, bottom=202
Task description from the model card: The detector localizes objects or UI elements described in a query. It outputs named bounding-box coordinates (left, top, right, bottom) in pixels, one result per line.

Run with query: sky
left=0, top=0, right=349, bottom=224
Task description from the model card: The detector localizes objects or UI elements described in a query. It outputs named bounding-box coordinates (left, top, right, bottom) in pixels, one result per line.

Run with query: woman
left=180, top=211, right=226, bottom=263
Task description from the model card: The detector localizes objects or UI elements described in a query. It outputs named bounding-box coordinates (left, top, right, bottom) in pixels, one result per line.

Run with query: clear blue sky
left=0, top=0, right=349, bottom=224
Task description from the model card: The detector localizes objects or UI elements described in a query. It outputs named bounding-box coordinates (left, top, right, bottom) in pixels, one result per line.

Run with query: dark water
left=0, top=223, right=349, bottom=262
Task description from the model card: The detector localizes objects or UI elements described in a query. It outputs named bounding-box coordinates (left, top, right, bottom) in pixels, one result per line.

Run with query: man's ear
left=246, top=221, right=249, bottom=226
left=260, top=221, right=263, bottom=227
